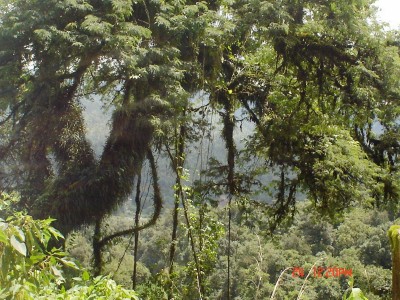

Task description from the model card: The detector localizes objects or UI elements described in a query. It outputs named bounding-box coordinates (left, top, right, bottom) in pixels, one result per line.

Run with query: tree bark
left=132, top=170, right=142, bottom=289
left=221, top=92, right=236, bottom=300
left=93, top=218, right=102, bottom=276
left=168, top=124, right=185, bottom=276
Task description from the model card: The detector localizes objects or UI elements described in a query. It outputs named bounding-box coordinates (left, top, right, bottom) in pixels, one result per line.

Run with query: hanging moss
left=31, top=96, right=166, bottom=235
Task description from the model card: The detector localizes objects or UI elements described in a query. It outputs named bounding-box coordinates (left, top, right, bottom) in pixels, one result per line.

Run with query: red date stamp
left=291, top=266, right=352, bottom=278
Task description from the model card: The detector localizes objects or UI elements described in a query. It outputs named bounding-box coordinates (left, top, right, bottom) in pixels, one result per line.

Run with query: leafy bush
left=0, top=192, right=139, bottom=299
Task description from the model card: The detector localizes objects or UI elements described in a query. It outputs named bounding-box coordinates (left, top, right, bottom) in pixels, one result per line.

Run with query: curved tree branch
left=97, top=148, right=162, bottom=249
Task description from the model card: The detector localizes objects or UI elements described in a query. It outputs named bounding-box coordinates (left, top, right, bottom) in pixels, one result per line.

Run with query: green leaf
left=155, top=15, right=171, bottom=28
left=15, top=228, right=25, bottom=242
left=111, top=0, right=133, bottom=17
left=82, top=270, right=90, bottom=281
left=48, top=226, right=64, bottom=240
left=10, top=235, right=27, bottom=256
left=344, top=288, right=369, bottom=300
left=81, top=15, right=112, bottom=35
left=34, top=29, right=52, bottom=42
left=29, top=254, right=46, bottom=264
left=59, top=258, right=79, bottom=269
left=51, top=265, right=63, bottom=278
left=0, top=229, right=7, bottom=244
left=1, top=255, right=10, bottom=278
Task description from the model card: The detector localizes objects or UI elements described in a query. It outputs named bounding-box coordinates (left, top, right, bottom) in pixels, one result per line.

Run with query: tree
left=0, top=0, right=399, bottom=272
left=192, top=0, right=400, bottom=227
left=0, top=0, right=211, bottom=235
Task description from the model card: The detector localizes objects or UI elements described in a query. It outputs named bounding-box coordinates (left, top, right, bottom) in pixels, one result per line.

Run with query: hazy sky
left=374, top=0, right=400, bottom=29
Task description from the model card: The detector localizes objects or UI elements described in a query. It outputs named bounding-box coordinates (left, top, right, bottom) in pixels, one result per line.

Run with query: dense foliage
left=67, top=201, right=396, bottom=299
left=0, top=0, right=399, bottom=298
left=0, top=192, right=139, bottom=299
left=1, top=0, right=399, bottom=232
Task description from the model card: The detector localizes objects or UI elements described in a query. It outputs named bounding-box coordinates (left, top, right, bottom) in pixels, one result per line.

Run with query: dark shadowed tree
left=0, top=0, right=212, bottom=235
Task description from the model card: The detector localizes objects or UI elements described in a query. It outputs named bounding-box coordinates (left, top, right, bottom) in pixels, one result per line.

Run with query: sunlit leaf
left=10, top=235, right=27, bottom=256
left=82, top=270, right=90, bottom=281
left=48, top=227, right=64, bottom=240
left=343, top=288, right=369, bottom=300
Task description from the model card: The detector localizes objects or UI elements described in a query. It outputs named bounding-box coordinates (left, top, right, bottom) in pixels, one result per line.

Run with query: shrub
left=0, top=192, right=139, bottom=299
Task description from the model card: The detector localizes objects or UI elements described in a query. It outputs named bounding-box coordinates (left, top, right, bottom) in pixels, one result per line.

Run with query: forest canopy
left=0, top=0, right=399, bottom=256
left=0, top=0, right=400, bottom=299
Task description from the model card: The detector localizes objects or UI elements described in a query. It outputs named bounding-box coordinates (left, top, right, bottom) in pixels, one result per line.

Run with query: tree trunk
left=168, top=124, right=186, bottom=277
left=221, top=93, right=236, bottom=300
left=132, top=170, right=142, bottom=289
left=389, top=225, right=400, bottom=300
left=93, top=218, right=103, bottom=276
